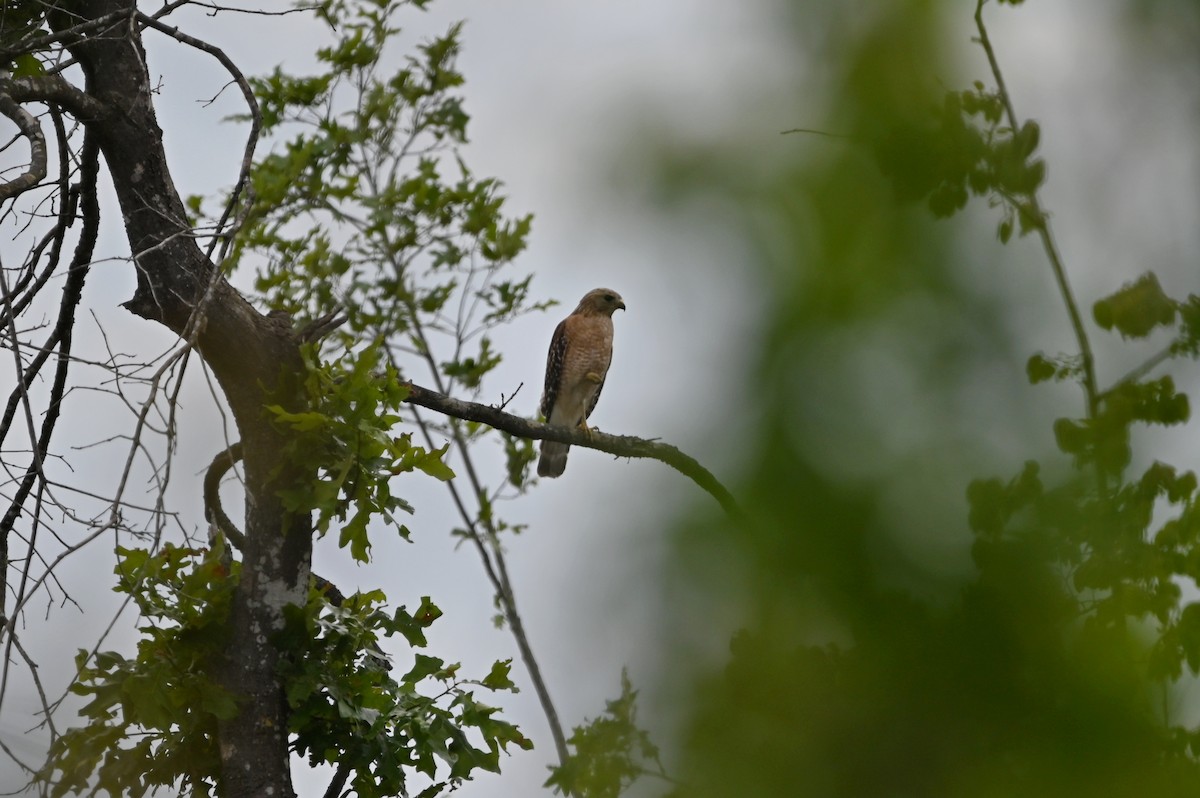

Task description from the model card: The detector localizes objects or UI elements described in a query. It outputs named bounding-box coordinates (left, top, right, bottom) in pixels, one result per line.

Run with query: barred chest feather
left=541, top=314, right=613, bottom=424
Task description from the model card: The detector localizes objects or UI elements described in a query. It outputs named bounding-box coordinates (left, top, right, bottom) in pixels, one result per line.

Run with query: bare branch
left=133, top=11, right=261, bottom=254
left=202, top=441, right=243, bottom=548
left=322, top=760, right=353, bottom=798
left=299, top=311, right=349, bottom=342
left=0, top=9, right=130, bottom=62
left=2, top=74, right=108, bottom=121
left=168, top=1, right=319, bottom=16
left=0, top=92, right=46, bottom=201
left=0, top=132, right=99, bottom=572
left=402, top=382, right=741, bottom=518
left=1099, top=342, right=1176, bottom=401
left=780, top=126, right=854, bottom=140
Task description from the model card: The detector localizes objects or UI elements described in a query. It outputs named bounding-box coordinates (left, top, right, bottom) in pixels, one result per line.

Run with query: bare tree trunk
left=53, top=3, right=311, bottom=795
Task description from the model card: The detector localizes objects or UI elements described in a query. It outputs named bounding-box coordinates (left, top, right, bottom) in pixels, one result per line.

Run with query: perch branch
left=402, top=382, right=741, bottom=518
left=204, top=376, right=740, bottom=591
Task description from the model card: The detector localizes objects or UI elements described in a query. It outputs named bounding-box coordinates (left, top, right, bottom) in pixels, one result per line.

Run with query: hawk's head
left=575, top=288, right=626, bottom=317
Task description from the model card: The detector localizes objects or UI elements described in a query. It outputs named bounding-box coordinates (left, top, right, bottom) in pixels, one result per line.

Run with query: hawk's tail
left=537, top=440, right=570, bottom=478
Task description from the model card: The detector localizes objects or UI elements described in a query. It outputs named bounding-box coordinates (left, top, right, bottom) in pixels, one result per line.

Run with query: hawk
left=537, top=288, right=626, bottom=478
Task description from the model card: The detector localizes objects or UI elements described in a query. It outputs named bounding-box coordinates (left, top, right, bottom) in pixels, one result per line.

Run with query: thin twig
left=975, top=0, right=1098, bottom=421
left=780, top=127, right=855, bottom=140
left=1098, top=343, right=1176, bottom=401
left=133, top=11, right=261, bottom=257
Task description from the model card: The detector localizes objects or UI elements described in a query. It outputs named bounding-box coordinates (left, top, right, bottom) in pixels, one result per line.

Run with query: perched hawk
left=537, top=288, right=626, bottom=478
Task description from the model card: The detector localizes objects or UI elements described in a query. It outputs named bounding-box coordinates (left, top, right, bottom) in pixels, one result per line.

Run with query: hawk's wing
left=540, top=318, right=570, bottom=420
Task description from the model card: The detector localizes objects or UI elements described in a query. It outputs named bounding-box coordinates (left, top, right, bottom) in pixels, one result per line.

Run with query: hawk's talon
left=584, top=371, right=604, bottom=385
left=577, top=419, right=594, bottom=440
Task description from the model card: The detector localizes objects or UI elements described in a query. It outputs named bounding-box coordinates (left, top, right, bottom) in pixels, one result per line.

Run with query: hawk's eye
left=603, top=294, right=615, bottom=302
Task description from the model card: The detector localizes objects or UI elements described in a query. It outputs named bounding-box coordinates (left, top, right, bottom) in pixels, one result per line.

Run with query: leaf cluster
left=1034, top=274, right=1197, bottom=475
left=280, top=589, right=532, bottom=797
left=1093, top=272, right=1177, bottom=340
left=876, top=83, right=1046, bottom=240
left=0, top=1, right=49, bottom=76
left=545, top=670, right=666, bottom=798
left=37, top=542, right=532, bottom=798
left=36, top=544, right=238, bottom=797
left=659, top=2, right=1200, bottom=795
left=969, top=271, right=1200, bottom=722
left=222, top=0, right=545, bottom=405
left=882, top=11, right=1200, bottom=788
left=270, top=344, right=455, bottom=562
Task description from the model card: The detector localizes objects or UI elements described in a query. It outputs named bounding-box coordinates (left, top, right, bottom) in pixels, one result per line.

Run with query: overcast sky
left=2, top=0, right=1198, bottom=795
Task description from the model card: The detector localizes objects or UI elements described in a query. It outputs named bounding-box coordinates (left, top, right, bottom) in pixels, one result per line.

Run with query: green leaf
left=415, top=596, right=443, bottom=626
left=503, top=433, right=537, bottom=488
left=13, top=53, right=45, bottom=78
left=1052, top=418, right=1088, bottom=456
left=390, top=607, right=429, bottom=648
left=402, top=653, right=447, bottom=685
left=1015, top=120, right=1040, bottom=156
left=339, top=508, right=373, bottom=562
left=1093, top=272, right=1177, bottom=339
left=1025, top=354, right=1056, bottom=384
left=267, top=406, right=330, bottom=432
left=480, top=659, right=517, bottom=691
left=396, top=443, right=455, bottom=481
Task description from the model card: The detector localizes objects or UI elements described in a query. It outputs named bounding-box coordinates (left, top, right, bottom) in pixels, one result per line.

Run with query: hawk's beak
left=617, top=300, right=627, bottom=311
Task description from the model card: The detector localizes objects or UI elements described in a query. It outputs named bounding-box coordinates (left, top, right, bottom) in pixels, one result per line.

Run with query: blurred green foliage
left=654, top=2, right=1200, bottom=797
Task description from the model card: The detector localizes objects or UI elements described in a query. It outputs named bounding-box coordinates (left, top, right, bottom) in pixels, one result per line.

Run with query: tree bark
left=53, top=3, right=311, bottom=795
